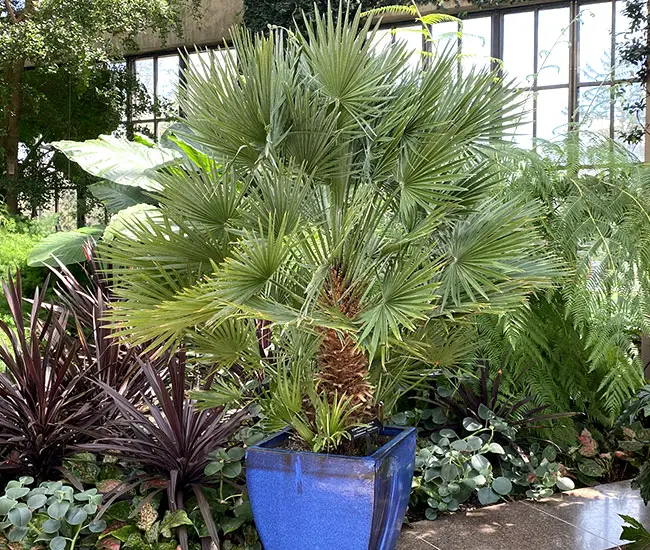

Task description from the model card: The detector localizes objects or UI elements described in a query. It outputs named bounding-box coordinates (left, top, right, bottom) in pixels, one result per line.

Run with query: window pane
left=614, top=81, right=645, bottom=157
left=510, top=93, right=534, bottom=149
left=134, top=122, right=155, bottom=141
left=615, top=0, right=644, bottom=79
left=369, top=28, right=393, bottom=54
left=536, top=87, right=569, bottom=141
left=157, top=54, right=180, bottom=113
left=188, top=50, right=212, bottom=80
left=461, top=17, right=492, bottom=73
left=428, top=21, right=459, bottom=56
left=579, top=3, right=613, bottom=83
left=503, top=12, right=534, bottom=86
left=394, top=24, right=424, bottom=70
left=537, top=7, right=570, bottom=86
left=578, top=85, right=612, bottom=145
left=134, top=58, right=154, bottom=120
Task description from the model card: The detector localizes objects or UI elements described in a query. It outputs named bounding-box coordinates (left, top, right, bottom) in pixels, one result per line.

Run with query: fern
left=481, top=135, right=649, bottom=426
left=360, top=5, right=418, bottom=18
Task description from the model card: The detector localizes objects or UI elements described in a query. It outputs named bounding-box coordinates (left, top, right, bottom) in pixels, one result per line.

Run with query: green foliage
left=0, top=208, right=55, bottom=306
left=477, top=137, right=650, bottom=427
left=242, top=0, right=412, bottom=34
left=411, top=413, right=575, bottom=520
left=16, top=64, right=149, bottom=215
left=28, top=227, right=104, bottom=267
left=617, top=0, right=648, bottom=145
left=0, top=477, right=105, bottom=550
left=0, top=0, right=199, bottom=70
left=620, top=515, right=650, bottom=550
left=619, top=385, right=650, bottom=504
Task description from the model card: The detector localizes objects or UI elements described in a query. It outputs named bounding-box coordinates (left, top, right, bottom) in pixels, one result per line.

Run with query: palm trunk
left=1, top=59, right=24, bottom=215
left=316, top=269, right=374, bottom=421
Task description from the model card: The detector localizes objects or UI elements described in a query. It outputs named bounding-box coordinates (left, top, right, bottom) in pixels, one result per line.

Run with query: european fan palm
left=58, top=7, right=559, bottom=451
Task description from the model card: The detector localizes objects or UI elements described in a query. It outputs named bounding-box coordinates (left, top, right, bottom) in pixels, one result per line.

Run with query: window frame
left=123, top=0, right=640, bottom=149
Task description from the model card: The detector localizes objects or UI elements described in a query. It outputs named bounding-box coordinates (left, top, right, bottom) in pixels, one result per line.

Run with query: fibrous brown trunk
left=316, top=269, right=374, bottom=421
left=1, top=59, right=24, bottom=215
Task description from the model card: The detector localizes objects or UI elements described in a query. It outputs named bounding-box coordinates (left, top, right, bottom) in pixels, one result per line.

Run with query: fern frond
left=361, top=5, right=418, bottom=18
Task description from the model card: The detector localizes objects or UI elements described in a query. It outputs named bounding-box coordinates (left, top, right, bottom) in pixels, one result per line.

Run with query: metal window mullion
left=569, top=0, right=580, bottom=129
left=533, top=9, right=540, bottom=141
left=153, top=56, right=159, bottom=140
left=126, top=57, right=135, bottom=140
left=610, top=0, right=617, bottom=139
left=179, top=50, right=187, bottom=119
left=491, top=12, right=503, bottom=75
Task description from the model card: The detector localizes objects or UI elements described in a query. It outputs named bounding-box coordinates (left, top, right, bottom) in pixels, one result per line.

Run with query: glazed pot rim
left=247, top=425, right=416, bottom=462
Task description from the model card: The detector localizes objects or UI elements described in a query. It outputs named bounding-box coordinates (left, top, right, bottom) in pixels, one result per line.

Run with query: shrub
left=0, top=274, right=105, bottom=478
left=83, top=355, right=251, bottom=550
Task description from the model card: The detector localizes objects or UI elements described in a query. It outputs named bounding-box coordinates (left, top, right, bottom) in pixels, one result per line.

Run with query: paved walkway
left=397, top=481, right=650, bottom=550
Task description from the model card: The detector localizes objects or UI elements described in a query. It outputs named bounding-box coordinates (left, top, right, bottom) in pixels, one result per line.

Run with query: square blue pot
left=246, top=426, right=416, bottom=550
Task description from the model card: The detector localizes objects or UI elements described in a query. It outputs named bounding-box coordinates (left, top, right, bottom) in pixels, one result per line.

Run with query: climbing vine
left=243, top=1, right=447, bottom=34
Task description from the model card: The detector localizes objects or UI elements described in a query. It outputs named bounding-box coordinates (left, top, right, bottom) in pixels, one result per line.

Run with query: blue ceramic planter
left=246, top=426, right=416, bottom=550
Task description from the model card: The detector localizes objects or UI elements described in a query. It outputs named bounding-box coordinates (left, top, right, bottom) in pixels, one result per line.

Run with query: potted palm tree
left=53, top=6, right=559, bottom=549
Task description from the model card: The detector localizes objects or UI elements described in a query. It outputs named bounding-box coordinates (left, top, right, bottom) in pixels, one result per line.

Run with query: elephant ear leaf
left=89, top=181, right=157, bottom=213
left=28, top=227, right=104, bottom=267
left=52, top=135, right=181, bottom=190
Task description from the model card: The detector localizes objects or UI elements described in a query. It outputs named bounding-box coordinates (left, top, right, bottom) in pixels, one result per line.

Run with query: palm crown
left=61, top=8, right=559, bottom=451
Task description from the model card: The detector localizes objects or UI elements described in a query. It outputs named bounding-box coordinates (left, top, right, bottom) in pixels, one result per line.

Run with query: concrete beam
left=132, top=0, right=243, bottom=55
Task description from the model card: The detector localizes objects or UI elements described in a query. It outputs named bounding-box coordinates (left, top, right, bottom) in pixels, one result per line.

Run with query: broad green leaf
left=102, top=204, right=161, bottom=242
left=463, top=417, right=483, bottom=432
left=7, top=526, right=29, bottom=542
left=50, top=536, right=67, bottom=550
left=160, top=510, right=193, bottom=538
left=0, top=497, right=17, bottom=515
left=440, top=464, right=460, bottom=482
left=478, top=404, right=494, bottom=420
left=89, top=181, right=156, bottom=213
left=450, top=439, right=468, bottom=452
left=220, top=516, right=246, bottom=534
left=5, top=488, right=29, bottom=500
left=488, top=443, right=505, bottom=455
left=204, top=462, right=223, bottom=476
left=8, top=506, right=32, bottom=527
left=425, top=508, right=438, bottom=521
left=88, top=519, right=107, bottom=533
left=42, top=519, right=61, bottom=533
left=28, top=227, right=104, bottom=267
left=53, top=135, right=181, bottom=190
left=227, top=447, right=246, bottom=461
left=66, top=506, right=88, bottom=525
left=470, top=454, right=490, bottom=472
left=27, top=494, right=48, bottom=509
left=47, top=501, right=70, bottom=520
left=492, top=477, right=513, bottom=495
left=477, top=487, right=501, bottom=505
left=222, top=461, right=243, bottom=479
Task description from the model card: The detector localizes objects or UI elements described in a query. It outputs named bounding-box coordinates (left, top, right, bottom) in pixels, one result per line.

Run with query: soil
left=277, top=433, right=393, bottom=457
